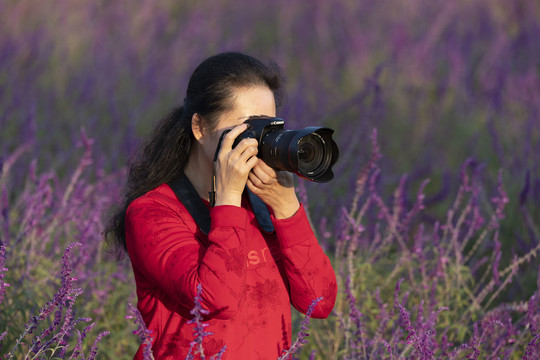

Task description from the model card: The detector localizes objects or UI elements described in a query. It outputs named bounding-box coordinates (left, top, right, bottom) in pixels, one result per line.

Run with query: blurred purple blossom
left=278, top=297, right=323, bottom=360
left=344, top=274, right=366, bottom=358
left=0, top=242, right=9, bottom=305
left=87, top=330, right=111, bottom=360
left=127, top=303, right=154, bottom=360
left=185, top=283, right=220, bottom=360
left=522, top=333, right=540, bottom=360
left=3, top=242, right=111, bottom=359
left=1, top=0, right=539, bottom=358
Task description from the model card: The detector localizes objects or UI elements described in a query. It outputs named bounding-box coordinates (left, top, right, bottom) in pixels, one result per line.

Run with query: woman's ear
left=191, top=113, right=205, bottom=141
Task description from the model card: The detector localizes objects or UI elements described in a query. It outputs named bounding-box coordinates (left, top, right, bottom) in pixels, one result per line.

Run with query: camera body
left=223, top=116, right=339, bottom=183
left=232, top=116, right=285, bottom=148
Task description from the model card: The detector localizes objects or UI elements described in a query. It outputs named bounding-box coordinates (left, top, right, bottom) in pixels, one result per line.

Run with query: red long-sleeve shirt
left=125, top=183, right=337, bottom=359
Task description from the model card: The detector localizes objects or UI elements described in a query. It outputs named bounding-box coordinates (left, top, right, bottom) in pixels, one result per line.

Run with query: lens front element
left=297, top=133, right=327, bottom=177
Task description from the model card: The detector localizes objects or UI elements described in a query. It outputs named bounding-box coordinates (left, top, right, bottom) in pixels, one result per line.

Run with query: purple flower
left=522, top=333, right=540, bottom=360
left=186, top=283, right=215, bottom=360
left=457, top=323, right=481, bottom=360
left=127, top=303, right=155, bottom=360
left=70, top=322, right=95, bottom=359
left=278, top=297, right=323, bottom=360
left=396, top=302, right=417, bottom=345
left=345, top=273, right=366, bottom=357
left=491, top=170, right=509, bottom=222
left=87, top=330, right=111, bottom=360
left=1, top=187, right=9, bottom=244
left=210, top=345, right=227, bottom=360
left=3, top=242, right=110, bottom=359
left=0, top=242, right=9, bottom=305
left=492, top=231, right=501, bottom=285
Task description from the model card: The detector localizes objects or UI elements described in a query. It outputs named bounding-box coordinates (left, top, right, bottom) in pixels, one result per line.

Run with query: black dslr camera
left=217, top=116, right=339, bottom=183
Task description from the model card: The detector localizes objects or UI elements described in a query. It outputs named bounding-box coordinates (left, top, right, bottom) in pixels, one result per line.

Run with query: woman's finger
left=254, top=159, right=275, bottom=175
left=235, top=144, right=258, bottom=165
left=251, top=160, right=277, bottom=185
left=244, top=154, right=259, bottom=171
left=248, top=171, right=263, bottom=187
left=220, top=123, right=248, bottom=152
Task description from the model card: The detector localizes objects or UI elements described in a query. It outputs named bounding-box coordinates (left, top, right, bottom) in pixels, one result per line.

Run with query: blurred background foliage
left=1, top=0, right=539, bottom=358
left=2, top=0, right=539, bottom=210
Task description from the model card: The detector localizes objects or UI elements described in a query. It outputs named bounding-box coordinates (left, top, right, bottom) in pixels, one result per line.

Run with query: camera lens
left=298, top=135, right=323, bottom=170
left=297, top=133, right=331, bottom=177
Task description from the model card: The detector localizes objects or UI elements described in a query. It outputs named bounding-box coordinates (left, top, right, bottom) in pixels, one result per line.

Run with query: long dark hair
left=105, top=52, right=283, bottom=257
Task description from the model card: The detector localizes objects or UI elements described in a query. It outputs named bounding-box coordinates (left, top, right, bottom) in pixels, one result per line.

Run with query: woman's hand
left=214, top=124, right=259, bottom=207
left=247, top=159, right=300, bottom=219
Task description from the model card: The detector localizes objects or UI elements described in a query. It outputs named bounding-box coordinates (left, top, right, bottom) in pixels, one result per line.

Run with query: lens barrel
left=259, top=126, right=339, bottom=183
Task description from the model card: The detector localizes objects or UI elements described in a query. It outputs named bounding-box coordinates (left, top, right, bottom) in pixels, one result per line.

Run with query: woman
left=106, top=52, right=337, bottom=359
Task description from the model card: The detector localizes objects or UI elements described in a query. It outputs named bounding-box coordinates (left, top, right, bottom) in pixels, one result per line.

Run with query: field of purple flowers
left=1, top=0, right=539, bottom=358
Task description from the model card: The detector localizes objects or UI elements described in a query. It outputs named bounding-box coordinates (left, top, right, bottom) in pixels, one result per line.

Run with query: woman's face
left=198, top=86, right=277, bottom=166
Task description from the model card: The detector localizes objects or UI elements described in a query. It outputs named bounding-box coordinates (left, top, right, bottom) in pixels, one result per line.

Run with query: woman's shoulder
left=126, top=183, right=199, bottom=234
left=127, top=183, right=183, bottom=216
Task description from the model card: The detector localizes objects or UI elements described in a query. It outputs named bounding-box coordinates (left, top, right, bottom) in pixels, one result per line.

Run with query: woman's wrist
left=271, top=197, right=300, bottom=219
left=215, top=192, right=242, bottom=207
left=214, top=182, right=243, bottom=206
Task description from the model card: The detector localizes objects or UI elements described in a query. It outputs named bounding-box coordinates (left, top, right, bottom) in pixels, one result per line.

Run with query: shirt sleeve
left=125, top=195, right=248, bottom=320
left=272, top=204, right=337, bottom=319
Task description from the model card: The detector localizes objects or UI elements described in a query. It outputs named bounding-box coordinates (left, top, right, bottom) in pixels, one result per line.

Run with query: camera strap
left=168, top=173, right=212, bottom=235
left=246, top=187, right=275, bottom=234
left=168, top=173, right=275, bottom=236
